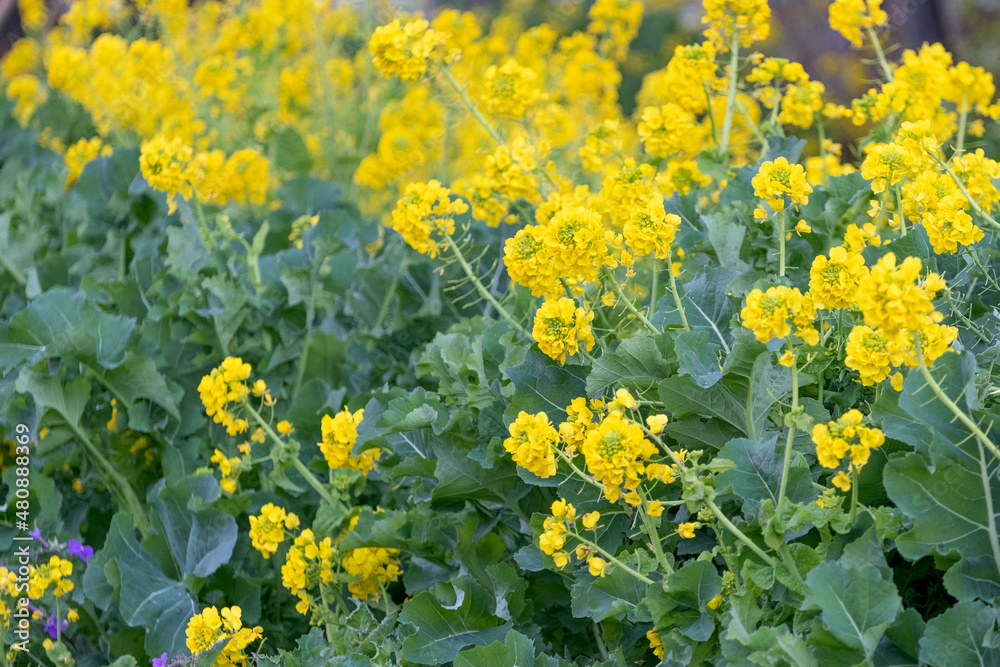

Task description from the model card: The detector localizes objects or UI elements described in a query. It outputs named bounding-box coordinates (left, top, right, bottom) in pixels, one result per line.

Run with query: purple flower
left=44, top=615, right=67, bottom=640
left=152, top=653, right=169, bottom=667
left=29, top=528, right=49, bottom=548
left=67, top=540, right=93, bottom=563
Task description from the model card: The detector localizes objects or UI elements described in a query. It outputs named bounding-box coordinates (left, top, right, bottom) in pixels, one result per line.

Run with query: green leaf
left=653, top=266, right=740, bottom=349
left=150, top=475, right=237, bottom=578
left=99, top=513, right=197, bottom=658
left=674, top=330, right=723, bottom=389
left=379, top=387, right=448, bottom=435
left=898, top=352, right=979, bottom=459
left=0, top=288, right=135, bottom=372
left=944, top=556, right=1000, bottom=601
left=701, top=211, right=749, bottom=272
left=504, top=348, right=587, bottom=419
left=722, top=609, right=818, bottom=667
left=454, top=629, right=561, bottom=667
left=716, top=434, right=812, bottom=515
left=15, top=368, right=89, bottom=428
left=918, top=600, right=1000, bottom=667
left=884, top=452, right=1000, bottom=562
left=585, top=334, right=673, bottom=396
left=418, top=332, right=493, bottom=410
left=399, top=576, right=512, bottom=664
left=802, top=560, right=901, bottom=656
left=100, top=352, right=181, bottom=420
left=272, top=127, right=314, bottom=174
left=570, top=551, right=655, bottom=623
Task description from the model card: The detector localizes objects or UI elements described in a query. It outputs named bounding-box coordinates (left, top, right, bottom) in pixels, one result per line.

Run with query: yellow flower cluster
left=198, top=357, right=252, bottom=436
left=581, top=411, right=657, bottom=504
left=185, top=606, right=262, bottom=667
left=637, top=104, right=703, bottom=158
left=504, top=411, right=560, bottom=478
left=27, top=556, right=73, bottom=599
left=282, top=529, right=335, bottom=614
left=342, top=545, right=403, bottom=601
left=752, top=157, right=813, bottom=212
left=702, top=0, right=772, bottom=50
left=139, top=136, right=270, bottom=214
left=318, top=407, right=380, bottom=474
left=249, top=503, right=300, bottom=559
left=587, top=0, right=643, bottom=62
left=369, top=19, right=451, bottom=81
left=211, top=448, right=245, bottom=494
left=623, top=198, right=681, bottom=260
left=740, top=286, right=819, bottom=345
left=812, top=410, right=885, bottom=491
left=828, top=0, right=889, bottom=47
left=533, top=298, right=596, bottom=364
left=855, top=254, right=945, bottom=337
left=482, top=59, right=542, bottom=119
left=389, top=181, right=469, bottom=258
left=808, top=245, right=868, bottom=310
left=538, top=500, right=607, bottom=575
left=64, top=137, right=112, bottom=187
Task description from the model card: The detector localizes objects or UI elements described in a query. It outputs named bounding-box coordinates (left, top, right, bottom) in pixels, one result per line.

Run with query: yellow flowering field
left=1, top=0, right=1000, bottom=664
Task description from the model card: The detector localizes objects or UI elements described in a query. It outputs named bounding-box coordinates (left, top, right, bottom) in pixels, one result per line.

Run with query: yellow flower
left=855, top=253, right=946, bottom=337
left=369, top=19, right=451, bottom=81
left=832, top=471, right=852, bottom=492
left=708, top=593, right=725, bottom=610
left=601, top=292, right=617, bottom=307
left=623, top=198, right=681, bottom=260
left=482, top=59, right=541, bottom=119
left=342, top=545, right=402, bottom=601
left=637, top=104, right=703, bottom=158
left=198, top=357, right=253, bottom=436
left=587, top=0, right=643, bottom=61
left=813, top=410, right=885, bottom=472
left=809, top=246, right=868, bottom=310
left=186, top=606, right=262, bottom=666
left=611, top=388, right=638, bottom=412
left=389, top=181, right=469, bottom=258
left=544, top=205, right=608, bottom=287
left=582, top=511, right=601, bottom=530
left=504, top=224, right=560, bottom=298
left=647, top=627, right=664, bottom=659
left=860, top=143, right=910, bottom=194
left=752, top=157, right=812, bottom=211
left=533, top=298, right=596, bottom=364
left=740, top=285, right=818, bottom=345
left=552, top=551, right=570, bottom=569
left=249, top=503, right=300, bottom=559
left=587, top=556, right=607, bottom=577
left=829, top=0, right=888, bottom=46
left=647, top=500, right=664, bottom=517
left=779, top=350, right=796, bottom=367
left=559, top=398, right=594, bottom=454
left=211, top=449, right=243, bottom=493
left=140, top=135, right=194, bottom=214
left=276, top=420, right=294, bottom=435
left=676, top=521, right=701, bottom=539
left=504, top=411, right=559, bottom=478
left=581, top=411, right=656, bottom=503
left=702, top=0, right=772, bottom=50
left=646, top=414, right=669, bottom=435
left=319, top=408, right=380, bottom=474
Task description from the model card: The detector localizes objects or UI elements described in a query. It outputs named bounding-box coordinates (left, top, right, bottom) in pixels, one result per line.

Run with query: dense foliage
left=2, top=0, right=1000, bottom=665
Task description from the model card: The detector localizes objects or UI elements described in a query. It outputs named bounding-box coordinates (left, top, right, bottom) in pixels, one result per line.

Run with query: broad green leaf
left=674, top=330, right=723, bottom=389
left=918, top=600, right=1000, bottom=667
left=99, top=352, right=180, bottom=421
left=379, top=387, right=449, bottom=435
left=504, top=348, right=587, bottom=419
left=884, top=452, right=1000, bottom=562
left=0, top=288, right=134, bottom=372
left=641, top=559, right=721, bottom=629
left=944, top=555, right=1000, bottom=601
left=150, top=475, right=237, bottom=578
left=585, top=334, right=673, bottom=396
left=272, top=127, right=314, bottom=174
left=701, top=211, right=749, bottom=272
left=418, top=332, right=493, bottom=410
left=431, top=439, right=521, bottom=504
left=652, top=267, right=740, bottom=349
left=722, top=610, right=818, bottom=667
left=802, top=560, right=901, bottom=656
left=716, top=434, right=812, bottom=515
left=455, top=629, right=563, bottom=667
left=570, top=551, right=656, bottom=623
left=15, top=368, right=89, bottom=428
left=99, top=513, right=196, bottom=658
left=898, top=352, right=979, bottom=460
left=399, top=576, right=512, bottom=664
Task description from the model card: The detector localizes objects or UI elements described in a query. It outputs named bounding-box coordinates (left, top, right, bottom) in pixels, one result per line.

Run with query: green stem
left=706, top=499, right=775, bottom=566
left=244, top=403, right=336, bottom=504
left=439, top=65, right=504, bottom=145
left=637, top=488, right=674, bottom=576
left=718, top=32, right=741, bottom=160
left=292, top=292, right=315, bottom=400
left=850, top=468, right=859, bottom=522
left=444, top=233, right=528, bottom=336
left=601, top=267, right=659, bottom=335
left=648, top=258, right=659, bottom=322
left=568, top=530, right=654, bottom=585
left=914, top=335, right=1000, bottom=461
left=978, top=439, right=1000, bottom=579
left=778, top=207, right=787, bottom=276
left=895, top=184, right=907, bottom=236
left=63, top=419, right=150, bottom=537
left=776, top=543, right=805, bottom=586
left=866, top=26, right=894, bottom=82
left=554, top=447, right=603, bottom=490
left=667, top=249, right=690, bottom=331
left=775, top=362, right=799, bottom=519
left=956, top=93, right=969, bottom=157
left=593, top=622, right=609, bottom=661
left=817, top=120, right=829, bottom=187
